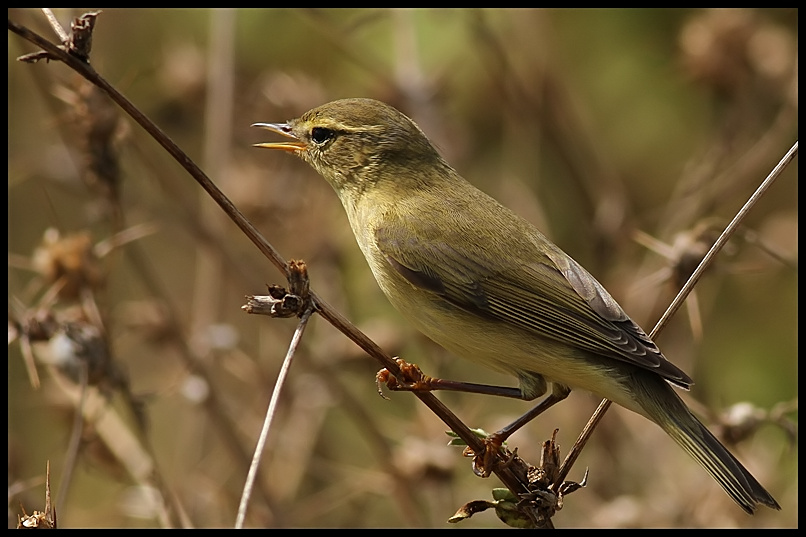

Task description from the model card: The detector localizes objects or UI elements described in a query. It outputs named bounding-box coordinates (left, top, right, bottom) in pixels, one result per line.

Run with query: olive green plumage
left=254, top=98, right=779, bottom=514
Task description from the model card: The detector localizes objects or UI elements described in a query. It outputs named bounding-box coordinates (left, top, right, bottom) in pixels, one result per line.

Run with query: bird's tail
left=634, top=372, right=780, bottom=514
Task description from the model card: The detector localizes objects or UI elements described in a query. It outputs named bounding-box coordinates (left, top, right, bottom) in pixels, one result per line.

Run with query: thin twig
left=235, top=306, right=313, bottom=529
left=552, top=141, right=798, bottom=490
left=41, top=8, right=69, bottom=43
left=9, top=16, right=289, bottom=278
left=652, top=141, right=797, bottom=337
left=8, top=14, right=503, bottom=490
left=55, top=361, right=88, bottom=515
left=11, top=13, right=280, bottom=519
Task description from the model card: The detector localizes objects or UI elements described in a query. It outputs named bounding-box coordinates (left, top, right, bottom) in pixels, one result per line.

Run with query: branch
left=10, top=11, right=541, bottom=521
left=553, top=140, right=799, bottom=491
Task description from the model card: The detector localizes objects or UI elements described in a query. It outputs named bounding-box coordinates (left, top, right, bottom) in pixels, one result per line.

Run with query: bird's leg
left=377, top=359, right=571, bottom=478
left=376, top=358, right=525, bottom=399
left=472, top=384, right=571, bottom=478
left=496, top=384, right=572, bottom=440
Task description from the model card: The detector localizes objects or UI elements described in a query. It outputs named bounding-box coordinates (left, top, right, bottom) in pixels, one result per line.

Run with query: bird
left=253, top=97, right=780, bottom=514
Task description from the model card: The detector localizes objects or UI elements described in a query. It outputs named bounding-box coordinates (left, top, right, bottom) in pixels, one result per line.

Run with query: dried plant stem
left=48, top=369, right=175, bottom=526
left=553, top=141, right=798, bottom=490
left=235, top=307, right=313, bottom=528
left=652, top=141, right=797, bottom=338
left=9, top=15, right=497, bottom=492
left=40, top=8, right=69, bottom=43
left=55, top=363, right=88, bottom=515
left=10, top=13, right=795, bottom=527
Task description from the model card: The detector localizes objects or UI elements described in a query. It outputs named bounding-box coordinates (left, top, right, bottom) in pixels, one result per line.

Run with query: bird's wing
left=375, top=223, right=693, bottom=388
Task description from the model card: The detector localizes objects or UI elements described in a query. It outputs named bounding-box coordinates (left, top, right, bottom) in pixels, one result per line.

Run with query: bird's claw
left=464, top=433, right=512, bottom=478
left=376, top=358, right=434, bottom=398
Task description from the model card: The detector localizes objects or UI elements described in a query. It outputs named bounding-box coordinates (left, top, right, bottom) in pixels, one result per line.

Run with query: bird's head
left=253, top=98, right=447, bottom=195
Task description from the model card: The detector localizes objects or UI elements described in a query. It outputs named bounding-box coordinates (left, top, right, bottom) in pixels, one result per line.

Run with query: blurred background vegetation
left=8, top=8, right=797, bottom=528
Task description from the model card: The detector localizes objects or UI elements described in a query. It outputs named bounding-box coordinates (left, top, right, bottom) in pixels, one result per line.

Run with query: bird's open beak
left=252, top=122, right=306, bottom=153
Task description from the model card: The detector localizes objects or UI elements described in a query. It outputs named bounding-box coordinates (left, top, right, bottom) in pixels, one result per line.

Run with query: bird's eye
left=311, top=127, right=335, bottom=144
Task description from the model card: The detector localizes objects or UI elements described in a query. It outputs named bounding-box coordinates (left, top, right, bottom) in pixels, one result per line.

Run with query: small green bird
left=253, top=98, right=780, bottom=514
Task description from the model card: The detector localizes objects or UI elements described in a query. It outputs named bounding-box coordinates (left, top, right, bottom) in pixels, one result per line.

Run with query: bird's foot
left=376, top=358, right=434, bottom=398
left=463, top=432, right=514, bottom=478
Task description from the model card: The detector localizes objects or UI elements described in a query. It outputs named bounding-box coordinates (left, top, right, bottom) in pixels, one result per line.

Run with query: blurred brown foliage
left=8, top=8, right=797, bottom=528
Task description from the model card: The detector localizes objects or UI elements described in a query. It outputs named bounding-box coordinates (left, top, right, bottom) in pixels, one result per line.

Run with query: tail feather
left=634, top=372, right=780, bottom=514
left=667, top=415, right=780, bottom=514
